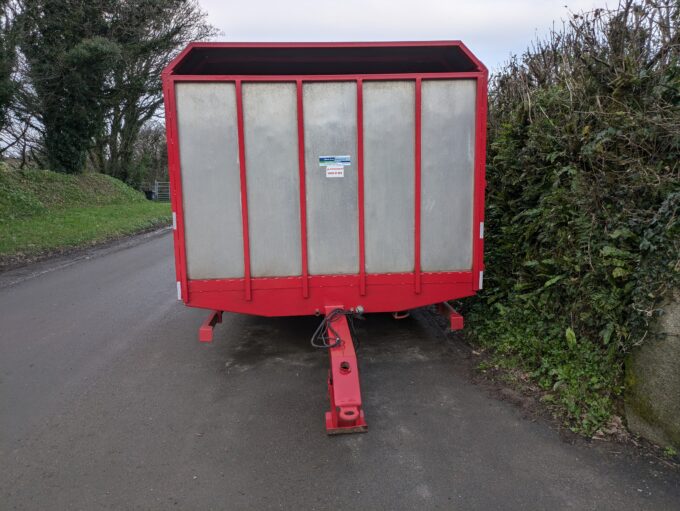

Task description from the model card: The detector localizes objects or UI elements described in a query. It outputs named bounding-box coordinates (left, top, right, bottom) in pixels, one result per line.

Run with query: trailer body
left=162, top=42, right=487, bottom=318
left=162, top=42, right=487, bottom=433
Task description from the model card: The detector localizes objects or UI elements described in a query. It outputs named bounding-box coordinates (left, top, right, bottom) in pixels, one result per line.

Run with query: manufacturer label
left=325, top=165, right=344, bottom=178
left=319, top=155, right=351, bottom=167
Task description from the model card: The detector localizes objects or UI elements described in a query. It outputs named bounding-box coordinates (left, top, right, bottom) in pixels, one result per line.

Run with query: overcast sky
left=197, top=0, right=608, bottom=71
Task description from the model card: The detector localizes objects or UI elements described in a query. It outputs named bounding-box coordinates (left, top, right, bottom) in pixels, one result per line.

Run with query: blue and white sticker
left=319, top=155, right=351, bottom=167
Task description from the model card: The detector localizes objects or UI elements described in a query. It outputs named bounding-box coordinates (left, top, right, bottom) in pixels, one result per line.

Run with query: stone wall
left=625, top=291, right=680, bottom=448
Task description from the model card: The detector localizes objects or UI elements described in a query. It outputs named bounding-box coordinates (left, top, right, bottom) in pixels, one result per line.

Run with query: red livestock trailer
left=162, top=41, right=487, bottom=434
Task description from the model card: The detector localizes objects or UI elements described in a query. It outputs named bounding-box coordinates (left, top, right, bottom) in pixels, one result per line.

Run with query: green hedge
left=465, top=1, right=679, bottom=434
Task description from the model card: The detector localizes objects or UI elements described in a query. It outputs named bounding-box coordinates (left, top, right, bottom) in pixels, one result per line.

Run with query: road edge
left=0, top=225, right=172, bottom=290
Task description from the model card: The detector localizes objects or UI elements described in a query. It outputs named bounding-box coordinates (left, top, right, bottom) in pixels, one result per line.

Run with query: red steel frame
left=324, top=306, right=367, bottom=433
left=356, top=79, right=366, bottom=297
left=296, top=80, right=310, bottom=299
left=414, top=77, right=423, bottom=295
left=164, top=41, right=486, bottom=435
left=162, top=41, right=487, bottom=317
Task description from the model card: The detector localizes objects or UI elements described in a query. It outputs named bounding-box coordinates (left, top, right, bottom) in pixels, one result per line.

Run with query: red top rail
left=163, top=41, right=487, bottom=77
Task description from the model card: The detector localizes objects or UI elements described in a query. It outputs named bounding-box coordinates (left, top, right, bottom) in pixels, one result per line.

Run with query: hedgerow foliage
left=465, top=0, right=679, bottom=434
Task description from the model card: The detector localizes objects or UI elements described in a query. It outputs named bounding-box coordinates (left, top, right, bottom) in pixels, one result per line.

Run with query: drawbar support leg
left=198, top=310, right=223, bottom=342
left=437, top=302, right=464, bottom=331
left=324, top=307, right=368, bottom=435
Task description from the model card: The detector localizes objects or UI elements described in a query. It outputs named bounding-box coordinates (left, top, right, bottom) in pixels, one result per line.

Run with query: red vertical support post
left=472, top=73, right=488, bottom=291
left=414, top=78, right=423, bottom=294
left=235, top=80, right=252, bottom=301
left=162, top=76, right=188, bottom=303
left=357, top=79, right=366, bottom=296
left=296, top=80, right=310, bottom=298
left=324, top=307, right=368, bottom=434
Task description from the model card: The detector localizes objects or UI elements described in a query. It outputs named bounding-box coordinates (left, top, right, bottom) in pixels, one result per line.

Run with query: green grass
left=0, top=168, right=170, bottom=263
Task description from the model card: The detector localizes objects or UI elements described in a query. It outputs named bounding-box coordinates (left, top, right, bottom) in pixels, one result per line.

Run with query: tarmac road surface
left=1, top=231, right=679, bottom=510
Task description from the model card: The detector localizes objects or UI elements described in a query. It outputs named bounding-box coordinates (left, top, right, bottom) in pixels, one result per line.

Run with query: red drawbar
left=324, top=307, right=368, bottom=434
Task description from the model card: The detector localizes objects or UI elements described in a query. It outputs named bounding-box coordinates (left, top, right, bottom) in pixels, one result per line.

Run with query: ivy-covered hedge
left=465, top=1, right=679, bottom=434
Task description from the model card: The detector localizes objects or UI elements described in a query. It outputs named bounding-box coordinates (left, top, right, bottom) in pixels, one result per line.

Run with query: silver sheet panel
left=243, top=83, right=301, bottom=277
left=303, top=82, right=358, bottom=275
left=421, top=79, right=476, bottom=271
left=176, top=82, right=244, bottom=279
left=363, top=81, right=415, bottom=273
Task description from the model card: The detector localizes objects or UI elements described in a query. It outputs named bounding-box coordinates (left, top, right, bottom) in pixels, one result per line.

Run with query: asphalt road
left=1, top=231, right=678, bottom=510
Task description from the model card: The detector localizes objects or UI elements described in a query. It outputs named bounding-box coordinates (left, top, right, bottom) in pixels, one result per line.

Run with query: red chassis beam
left=185, top=272, right=475, bottom=317
left=324, top=307, right=367, bottom=434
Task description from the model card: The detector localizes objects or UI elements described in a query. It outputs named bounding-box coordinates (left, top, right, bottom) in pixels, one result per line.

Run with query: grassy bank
left=0, top=168, right=170, bottom=266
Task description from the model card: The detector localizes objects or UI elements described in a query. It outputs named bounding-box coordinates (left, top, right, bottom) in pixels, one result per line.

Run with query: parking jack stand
left=198, top=310, right=222, bottom=342
left=437, top=302, right=464, bottom=331
left=324, top=307, right=368, bottom=435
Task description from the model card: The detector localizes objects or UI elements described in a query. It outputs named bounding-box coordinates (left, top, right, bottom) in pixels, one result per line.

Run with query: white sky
left=197, top=0, right=608, bottom=72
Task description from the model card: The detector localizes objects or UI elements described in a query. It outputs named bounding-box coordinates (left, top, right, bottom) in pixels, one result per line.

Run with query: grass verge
left=0, top=168, right=170, bottom=267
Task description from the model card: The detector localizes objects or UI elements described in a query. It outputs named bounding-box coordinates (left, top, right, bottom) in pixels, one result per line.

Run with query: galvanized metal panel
left=303, top=82, right=358, bottom=275
left=421, top=79, right=476, bottom=271
left=363, top=81, right=415, bottom=273
left=175, top=82, right=244, bottom=279
left=243, top=83, right=301, bottom=277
